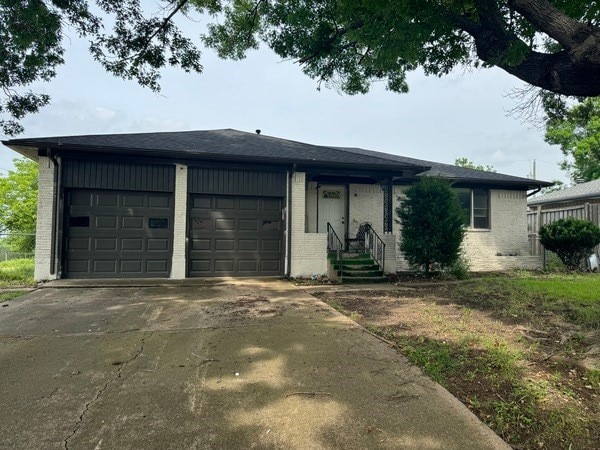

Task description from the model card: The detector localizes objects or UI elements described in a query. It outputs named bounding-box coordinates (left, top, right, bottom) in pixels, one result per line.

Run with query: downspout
left=47, top=150, right=59, bottom=275
left=285, top=163, right=296, bottom=278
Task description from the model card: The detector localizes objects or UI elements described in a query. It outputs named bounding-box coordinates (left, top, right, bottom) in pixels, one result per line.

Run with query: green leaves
left=545, top=97, right=600, bottom=182
left=0, top=158, right=38, bottom=252
left=539, top=218, right=600, bottom=271
left=397, top=177, right=467, bottom=275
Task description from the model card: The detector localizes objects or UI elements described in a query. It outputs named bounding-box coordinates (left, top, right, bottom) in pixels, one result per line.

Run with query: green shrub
left=397, top=177, right=466, bottom=275
left=539, top=218, right=600, bottom=271
left=444, top=254, right=471, bottom=280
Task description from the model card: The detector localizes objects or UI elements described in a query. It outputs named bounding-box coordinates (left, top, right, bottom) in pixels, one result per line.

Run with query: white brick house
left=2, top=129, right=550, bottom=280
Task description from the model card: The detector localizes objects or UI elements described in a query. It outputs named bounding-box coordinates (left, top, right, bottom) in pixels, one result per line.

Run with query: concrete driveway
left=0, top=279, right=508, bottom=449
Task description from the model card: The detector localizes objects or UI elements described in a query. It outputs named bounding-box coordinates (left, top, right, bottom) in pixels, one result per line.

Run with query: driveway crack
left=63, top=334, right=150, bottom=450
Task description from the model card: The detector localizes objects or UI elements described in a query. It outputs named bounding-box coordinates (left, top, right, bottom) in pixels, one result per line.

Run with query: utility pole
left=531, top=159, right=536, bottom=179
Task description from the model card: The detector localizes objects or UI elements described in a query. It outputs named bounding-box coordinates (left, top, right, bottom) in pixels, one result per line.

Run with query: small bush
left=444, top=255, right=471, bottom=280
left=539, top=218, right=600, bottom=271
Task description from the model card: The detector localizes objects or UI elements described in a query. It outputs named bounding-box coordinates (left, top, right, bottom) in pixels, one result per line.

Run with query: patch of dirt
left=313, top=285, right=600, bottom=450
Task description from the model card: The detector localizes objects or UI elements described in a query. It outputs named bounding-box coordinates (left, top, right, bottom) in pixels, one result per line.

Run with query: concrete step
left=341, top=276, right=389, bottom=284
left=340, top=270, right=384, bottom=277
left=333, top=264, right=380, bottom=271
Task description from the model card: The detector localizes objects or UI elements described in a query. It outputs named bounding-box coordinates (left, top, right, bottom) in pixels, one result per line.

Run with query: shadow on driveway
left=0, top=279, right=509, bottom=449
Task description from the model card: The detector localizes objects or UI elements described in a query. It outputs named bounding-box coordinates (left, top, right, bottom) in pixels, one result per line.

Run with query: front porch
left=288, top=172, right=398, bottom=278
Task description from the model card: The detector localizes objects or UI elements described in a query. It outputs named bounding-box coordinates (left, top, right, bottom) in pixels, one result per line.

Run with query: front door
left=318, top=186, right=345, bottom=238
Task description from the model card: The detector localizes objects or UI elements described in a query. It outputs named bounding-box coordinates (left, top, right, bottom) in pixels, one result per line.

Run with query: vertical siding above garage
left=62, top=159, right=175, bottom=192
left=188, top=167, right=286, bottom=196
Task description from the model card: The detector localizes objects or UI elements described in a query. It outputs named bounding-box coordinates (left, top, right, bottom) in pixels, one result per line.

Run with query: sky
left=0, top=11, right=568, bottom=184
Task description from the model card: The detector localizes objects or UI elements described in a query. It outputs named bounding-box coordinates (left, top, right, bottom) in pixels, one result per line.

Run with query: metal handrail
left=327, top=222, right=344, bottom=265
left=363, top=224, right=386, bottom=272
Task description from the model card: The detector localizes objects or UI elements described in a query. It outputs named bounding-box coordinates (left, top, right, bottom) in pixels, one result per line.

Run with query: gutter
left=47, top=150, right=59, bottom=275
left=527, top=187, right=542, bottom=198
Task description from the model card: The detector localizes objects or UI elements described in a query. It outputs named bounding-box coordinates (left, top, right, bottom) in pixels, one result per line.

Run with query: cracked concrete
left=0, top=279, right=509, bottom=449
left=63, top=337, right=148, bottom=450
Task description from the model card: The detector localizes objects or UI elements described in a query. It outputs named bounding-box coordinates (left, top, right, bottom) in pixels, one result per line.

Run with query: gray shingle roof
left=528, top=179, right=600, bottom=205
left=3, top=128, right=551, bottom=188
left=3, top=128, right=424, bottom=170
left=335, top=146, right=548, bottom=187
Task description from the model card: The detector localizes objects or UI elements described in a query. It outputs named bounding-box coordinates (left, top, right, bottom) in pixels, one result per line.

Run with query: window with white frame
left=455, top=188, right=490, bottom=229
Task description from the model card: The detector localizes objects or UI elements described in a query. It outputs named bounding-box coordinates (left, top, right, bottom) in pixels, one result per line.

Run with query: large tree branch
left=508, top=0, right=600, bottom=65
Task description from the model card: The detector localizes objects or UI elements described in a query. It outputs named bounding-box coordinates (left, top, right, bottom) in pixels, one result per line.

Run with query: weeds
left=320, top=273, right=600, bottom=449
left=0, top=291, right=28, bottom=302
left=0, top=258, right=35, bottom=287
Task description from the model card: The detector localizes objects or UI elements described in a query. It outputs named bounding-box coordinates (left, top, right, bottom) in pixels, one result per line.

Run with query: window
left=148, top=218, right=168, bottom=229
left=69, top=216, right=90, bottom=227
left=322, top=190, right=341, bottom=199
left=454, top=188, right=490, bottom=229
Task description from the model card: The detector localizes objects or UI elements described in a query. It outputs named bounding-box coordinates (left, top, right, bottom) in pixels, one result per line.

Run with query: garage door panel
left=191, top=239, right=211, bottom=251
left=215, top=239, right=235, bottom=251
left=239, top=199, right=259, bottom=211
left=214, top=260, right=235, bottom=272
left=262, top=240, right=281, bottom=252
left=188, top=194, right=283, bottom=277
left=122, top=238, right=143, bottom=251
left=96, top=193, right=119, bottom=207
left=148, top=195, right=170, bottom=208
left=122, top=194, right=144, bottom=207
left=94, top=260, right=117, bottom=273
left=238, top=260, right=258, bottom=272
left=65, top=189, right=173, bottom=278
left=122, top=217, right=144, bottom=229
left=69, top=191, right=93, bottom=206
left=261, top=260, right=281, bottom=272
left=215, top=218, right=235, bottom=231
left=146, top=260, right=169, bottom=272
left=239, top=240, right=258, bottom=251
left=67, top=260, right=90, bottom=273
left=120, top=260, right=143, bottom=273
left=239, top=219, right=258, bottom=231
left=190, top=260, right=211, bottom=273
left=147, top=238, right=169, bottom=251
left=192, top=197, right=212, bottom=209
left=96, top=216, right=118, bottom=228
left=68, top=237, right=90, bottom=251
left=215, top=197, right=236, bottom=209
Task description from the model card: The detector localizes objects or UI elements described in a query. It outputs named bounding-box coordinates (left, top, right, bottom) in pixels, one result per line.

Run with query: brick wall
left=393, top=186, right=542, bottom=271
left=290, top=172, right=327, bottom=277
left=34, top=156, right=57, bottom=281
left=348, top=184, right=384, bottom=235
left=171, top=164, right=187, bottom=279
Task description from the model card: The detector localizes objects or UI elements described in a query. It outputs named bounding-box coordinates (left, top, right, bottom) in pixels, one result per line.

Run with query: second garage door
left=188, top=195, right=283, bottom=276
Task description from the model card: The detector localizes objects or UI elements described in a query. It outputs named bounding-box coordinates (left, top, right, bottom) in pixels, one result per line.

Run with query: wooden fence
left=527, top=203, right=600, bottom=260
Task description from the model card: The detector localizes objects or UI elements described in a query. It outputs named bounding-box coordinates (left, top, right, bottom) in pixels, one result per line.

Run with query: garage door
left=64, top=189, right=173, bottom=278
left=188, top=195, right=283, bottom=276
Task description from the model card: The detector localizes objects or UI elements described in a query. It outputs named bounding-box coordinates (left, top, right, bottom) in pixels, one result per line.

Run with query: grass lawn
left=314, top=272, right=600, bottom=450
left=0, top=258, right=35, bottom=288
left=0, top=291, right=29, bottom=302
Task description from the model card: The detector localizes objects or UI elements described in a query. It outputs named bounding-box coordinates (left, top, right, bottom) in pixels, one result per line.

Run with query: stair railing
left=363, top=224, right=386, bottom=272
left=327, top=222, right=344, bottom=266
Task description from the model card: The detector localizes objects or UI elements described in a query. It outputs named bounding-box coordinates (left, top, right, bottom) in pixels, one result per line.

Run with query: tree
left=2, top=1, right=600, bottom=136
left=455, top=158, right=496, bottom=172
left=0, top=159, right=38, bottom=252
left=539, top=218, right=600, bottom=271
left=397, top=177, right=466, bottom=275
left=544, top=97, right=600, bottom=182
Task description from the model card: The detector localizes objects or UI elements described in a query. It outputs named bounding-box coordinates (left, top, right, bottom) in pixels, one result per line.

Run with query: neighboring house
left=528, top=179, right=600, bottom=257
left=2, top=129, right=550, bottom=281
